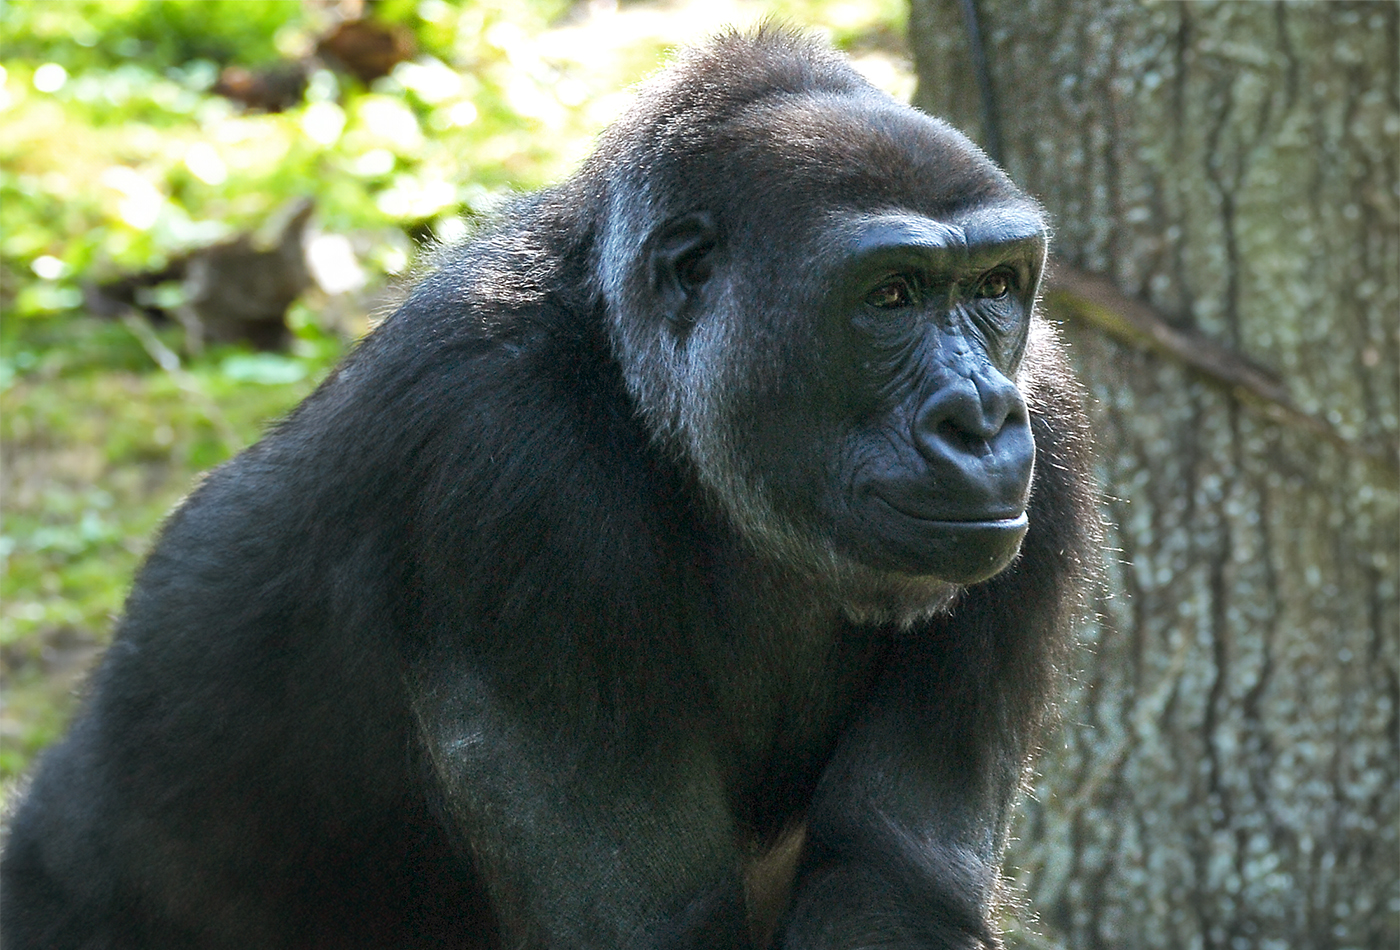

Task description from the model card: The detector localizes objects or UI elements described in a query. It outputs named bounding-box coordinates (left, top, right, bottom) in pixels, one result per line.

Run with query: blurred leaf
left=219, top=352, right=307, bottom=386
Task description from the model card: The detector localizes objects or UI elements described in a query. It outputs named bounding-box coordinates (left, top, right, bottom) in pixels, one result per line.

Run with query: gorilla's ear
left=649, top=212, right=718, bottom=325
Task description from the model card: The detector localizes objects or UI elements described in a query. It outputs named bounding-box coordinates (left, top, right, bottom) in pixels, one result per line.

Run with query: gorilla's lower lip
left=902, top=512, right=1028, bottom=530
left=874, top=497, right=1028, bottom=529
left=860, top=499, right=1030, bottom=583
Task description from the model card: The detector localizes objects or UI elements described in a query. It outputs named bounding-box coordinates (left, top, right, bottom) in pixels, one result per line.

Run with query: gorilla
left=1, top=28, right=1097, bottom=950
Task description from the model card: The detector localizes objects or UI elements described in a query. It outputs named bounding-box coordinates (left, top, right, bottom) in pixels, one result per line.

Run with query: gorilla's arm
left=383, top=291, right=759, bottom=948
left=407, top=655, right=753, bottom=949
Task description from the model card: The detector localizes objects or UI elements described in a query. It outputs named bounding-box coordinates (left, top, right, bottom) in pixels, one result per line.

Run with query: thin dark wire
left=959, top=0, right=1005, bottom=166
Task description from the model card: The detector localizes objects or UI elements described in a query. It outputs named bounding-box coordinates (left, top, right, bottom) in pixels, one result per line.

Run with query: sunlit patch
left=356, top=96, right=424, bottom=151
left=300, top=100, right=346, bottom=146
left=32, top=62, right=67, bottom=93
left=99, top=166, right=164, bottom=231
left=393, top=57, right=462, bottom=105
left=307, top=233, right=367, bottom=295
left=183, top=142, right=227, bottom=185
left=30, top=255, right=66, bottom=280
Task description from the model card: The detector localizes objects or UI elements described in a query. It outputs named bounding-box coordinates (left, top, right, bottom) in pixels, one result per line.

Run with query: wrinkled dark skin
left=1, top=28, right=1097, bottom=950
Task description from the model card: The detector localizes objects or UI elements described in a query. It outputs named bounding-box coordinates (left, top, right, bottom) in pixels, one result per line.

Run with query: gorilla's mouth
left=871, top=493, right=1028, bottom=529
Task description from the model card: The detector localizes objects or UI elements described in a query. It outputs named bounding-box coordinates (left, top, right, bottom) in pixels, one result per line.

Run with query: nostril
left=914, top=391, right=995, bottom=463
left=936, top=420, right=992, bottom=457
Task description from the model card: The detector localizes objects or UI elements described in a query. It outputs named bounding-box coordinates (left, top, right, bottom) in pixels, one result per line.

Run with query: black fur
left=1, top=28, right=1097, bottom=950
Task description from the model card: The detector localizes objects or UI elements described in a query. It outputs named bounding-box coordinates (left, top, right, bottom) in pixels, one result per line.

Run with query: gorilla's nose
left=914, top=369, right=1024, bottom=459
left=912, top=369, right=1034, bottom=515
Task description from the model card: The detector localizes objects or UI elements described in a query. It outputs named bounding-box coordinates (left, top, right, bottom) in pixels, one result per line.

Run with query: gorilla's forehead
left=841, top=206, right=1046, bottom=254
left=718, top=92, right=1024, bottom=220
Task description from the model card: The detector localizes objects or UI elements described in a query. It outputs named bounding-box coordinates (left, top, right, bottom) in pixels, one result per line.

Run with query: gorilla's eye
left=674, top=246, right=714, bottom=290
left=974, top=270, right=1012, bottom=300
left=865, top=276, right=918, bottom=309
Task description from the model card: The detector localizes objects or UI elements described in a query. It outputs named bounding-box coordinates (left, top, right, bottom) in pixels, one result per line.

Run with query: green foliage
left=0, top=0, right=612, bottom=337
left=0, top=0, right=307, bottom=69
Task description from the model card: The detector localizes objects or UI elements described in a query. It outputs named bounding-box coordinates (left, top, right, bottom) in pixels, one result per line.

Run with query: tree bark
left=907, top=2, right=1399, bottom=948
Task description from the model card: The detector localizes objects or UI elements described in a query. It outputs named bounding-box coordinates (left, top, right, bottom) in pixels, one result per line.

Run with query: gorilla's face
left=814, top=207, right=1042, bottom=583
left=627, top=106, right=1046, bottom=586
left=707, top=201, right=1044, bottom=586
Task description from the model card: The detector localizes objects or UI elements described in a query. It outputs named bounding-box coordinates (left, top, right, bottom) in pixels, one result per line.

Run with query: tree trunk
left=907, top=2, right=1399, bottom=948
